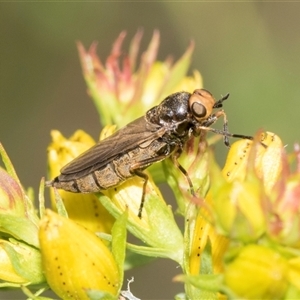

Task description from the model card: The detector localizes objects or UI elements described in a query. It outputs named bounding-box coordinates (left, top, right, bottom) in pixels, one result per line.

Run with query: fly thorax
left=174, top=121, right=191, bottom=136
left=146, top=92, right=191, bottom=125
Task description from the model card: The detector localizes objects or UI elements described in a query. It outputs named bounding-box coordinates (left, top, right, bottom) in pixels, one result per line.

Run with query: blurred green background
left=1, top=2, right=300, bottom=299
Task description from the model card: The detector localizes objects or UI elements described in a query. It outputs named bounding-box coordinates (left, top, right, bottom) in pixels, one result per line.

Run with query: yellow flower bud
left=47, top=130, right=114, bottom=234
left=224, top=244, right=288, bottom=299
left=39, top=209, right=120, bottom=299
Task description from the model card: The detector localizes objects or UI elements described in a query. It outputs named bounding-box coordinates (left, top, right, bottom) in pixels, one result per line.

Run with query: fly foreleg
left=200, top=110, right=253, bottom=147
left=203, top=110, right=231, bottom=146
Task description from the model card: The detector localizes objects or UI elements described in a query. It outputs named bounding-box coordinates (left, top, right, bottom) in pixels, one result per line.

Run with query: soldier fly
left=46, top=89, right=252, bottom=217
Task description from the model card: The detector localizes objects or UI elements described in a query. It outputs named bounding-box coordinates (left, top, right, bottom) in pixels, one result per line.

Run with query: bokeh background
left=1, top=2, right=300, bottom=299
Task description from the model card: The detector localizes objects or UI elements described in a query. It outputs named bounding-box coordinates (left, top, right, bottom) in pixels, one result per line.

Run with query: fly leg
left=214, top=110, right=230, bottom=146
left=201, top=110, right=253, bottom=147
left=131, top=170, right=149, bottom=218
left=199, top=124, right=253, bottom=145
left=171, top=149, right=195, bottom=197
left=202, top=110, right=231, bottom=146
left=130, top=154, right=170, bottom=218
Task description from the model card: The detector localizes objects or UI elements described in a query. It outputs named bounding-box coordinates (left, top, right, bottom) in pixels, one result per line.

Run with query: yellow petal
left=222, top=139, right=252, bottom=182
left=189, top=205, right=229, bottom=275
left=256, top=132, right=283, bottom=193
left=222, top=132, right=283, bottom=194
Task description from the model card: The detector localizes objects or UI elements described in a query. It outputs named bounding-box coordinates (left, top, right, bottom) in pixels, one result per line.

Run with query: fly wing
left=58, top=116, right=164, bottom=180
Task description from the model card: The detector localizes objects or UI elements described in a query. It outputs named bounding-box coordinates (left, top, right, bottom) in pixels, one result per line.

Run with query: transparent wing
left=58, top=116, right=164, bottom=180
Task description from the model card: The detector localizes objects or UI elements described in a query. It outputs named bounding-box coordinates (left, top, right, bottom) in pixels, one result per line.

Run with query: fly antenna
left=213, top=93, right=230, bottom=108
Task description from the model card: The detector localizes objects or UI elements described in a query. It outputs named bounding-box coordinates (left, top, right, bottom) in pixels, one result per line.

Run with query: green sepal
left=182, top=203, right=198, bottom=275
left=0, top=143, right=22, bottom=186
left=86, top=290, right=117, bottom=300
left=97, top=233, right=156, bottom=270
left=98, top=192, right=184, bottom=264
left=0, top=215, right=39, bottom=248
left=126, top=242, right=180, bottom=259
left=2, top=238, right=44, bottom=284
left=52, top=188, right=68, bottom=218
left=38, top=177, right=46, bottom=219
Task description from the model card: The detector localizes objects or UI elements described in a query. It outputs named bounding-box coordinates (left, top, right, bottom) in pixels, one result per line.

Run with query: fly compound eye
left=189, top=89, right=215, bottom=120
left=191, top=102, right=207, bottom=118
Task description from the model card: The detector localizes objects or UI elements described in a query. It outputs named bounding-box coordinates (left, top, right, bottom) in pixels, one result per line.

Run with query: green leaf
left=111, top=211, right=127, bottom=288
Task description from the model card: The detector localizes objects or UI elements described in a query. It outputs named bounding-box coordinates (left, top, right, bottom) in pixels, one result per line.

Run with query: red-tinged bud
left=77, top=30, right=200, bottom=128
left=0, top=145, right=39, bottom=247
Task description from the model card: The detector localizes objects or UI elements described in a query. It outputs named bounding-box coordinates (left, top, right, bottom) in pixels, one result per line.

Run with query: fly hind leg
left=130, top=154, right=168, bottom=218
left=131, top=170, right=149, bottom=218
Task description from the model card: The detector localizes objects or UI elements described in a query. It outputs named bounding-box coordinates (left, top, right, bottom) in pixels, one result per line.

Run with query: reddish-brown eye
left=189, top=89, right=215, bottom=121
left=191, top=102, right=206, bottom=118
